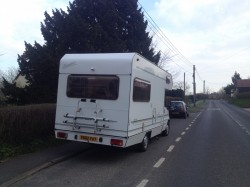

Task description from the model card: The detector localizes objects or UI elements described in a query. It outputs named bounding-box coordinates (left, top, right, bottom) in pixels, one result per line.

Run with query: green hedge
left=0, top=104, right=56, bottom=145
left=229, top=98, right=250, bottom=108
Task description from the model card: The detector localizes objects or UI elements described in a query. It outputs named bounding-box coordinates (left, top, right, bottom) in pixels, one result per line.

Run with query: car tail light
left=110, top=139, right=123, bottom=146
left=57, top=132, right=68, bottom=139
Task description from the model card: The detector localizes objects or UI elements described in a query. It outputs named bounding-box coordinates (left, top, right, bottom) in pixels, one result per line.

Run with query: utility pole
left=203, top=80, right=205, bottom=102
left=203, top=80, right=205, bottom=94
left=193, top=65, right=196, bottom=107
left=184, top=72, right=186, bottom=100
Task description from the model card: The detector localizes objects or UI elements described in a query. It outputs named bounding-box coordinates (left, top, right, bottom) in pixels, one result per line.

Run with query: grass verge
left=229, top=98, right=250, bottom=108
left=188, top=100, right=207, bottom=113
left=0, top=137, right=64, bottom=162
left=0, top=104, right=59, bottom=161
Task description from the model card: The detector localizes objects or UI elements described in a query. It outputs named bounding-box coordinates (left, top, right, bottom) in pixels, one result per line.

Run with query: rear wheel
left=183, top=112, right=187, bottom=119
left=138, top=134, right=149, bottom=152
left=162, top=121, right=170, bottom=136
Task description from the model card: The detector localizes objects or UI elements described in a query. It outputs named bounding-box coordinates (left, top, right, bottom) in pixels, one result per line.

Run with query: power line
left=138, top=1, right=199, bottom=80
left=146, top=23, right=193, bottom=74
left=196, top=68, right=203, bottom=82
left=138, top=1, right=193, bottom=68
left=217, top=46, right=250, bottom=63
left=138, top=1, right=212, bottom=91
left=206, top=81, right=229, bottom=85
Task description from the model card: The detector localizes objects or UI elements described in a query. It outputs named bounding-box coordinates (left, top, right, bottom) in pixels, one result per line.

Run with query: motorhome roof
left=59, top=53, right=172, bottom=83
left=60, top=53, right=137, bottom=75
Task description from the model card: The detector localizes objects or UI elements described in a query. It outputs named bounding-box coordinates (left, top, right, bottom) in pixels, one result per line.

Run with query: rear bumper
left=169, top=111, right=186, bottom=117
left=55, top=129, right=128, bottom=148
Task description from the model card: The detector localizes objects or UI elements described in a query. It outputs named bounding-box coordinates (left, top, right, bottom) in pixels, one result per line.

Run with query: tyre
left=138, top=134, right=149, bottom=152
left=162, top=121, right=170, bottom=136
left=183, top=112, right=187, bottom=119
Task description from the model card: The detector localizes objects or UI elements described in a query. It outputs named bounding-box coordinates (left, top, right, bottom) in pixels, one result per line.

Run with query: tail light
left=111, top=139, right=123, bottom=146
left=57, top=132, right=68, bottom=139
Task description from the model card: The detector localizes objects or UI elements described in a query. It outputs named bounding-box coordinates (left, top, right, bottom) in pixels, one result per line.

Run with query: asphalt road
left=11, top=100, right=250, bottom=187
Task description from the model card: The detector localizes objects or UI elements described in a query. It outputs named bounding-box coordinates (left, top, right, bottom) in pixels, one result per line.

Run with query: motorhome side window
left=133, top=78, right=151, bottom=102
left=67, top=75, right=119, bottom=100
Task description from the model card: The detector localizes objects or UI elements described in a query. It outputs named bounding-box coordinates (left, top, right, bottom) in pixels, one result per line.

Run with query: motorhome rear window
left=133, top=78, right=151, bottom=102
left=67, top=75, right=119, bottom=100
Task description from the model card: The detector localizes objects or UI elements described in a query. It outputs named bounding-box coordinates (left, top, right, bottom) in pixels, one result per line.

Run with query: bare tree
left=157, top=50, right=172, bottom=68
left=149, top=33, right=181, bottom=79
left=0, top=52, right=6, bottom=84
left=205, top=86, right=212, bottom=95
left=157, top=51, right=181, bottom=79
left=0, top=69, right=3, bottom=86
left=173, top=81, right=191, bottom=94
left=0, top=69, right=5, bottom=102
left=2, top=67, right=19, bottom=83
left=217, top=88, right=226, bottom=99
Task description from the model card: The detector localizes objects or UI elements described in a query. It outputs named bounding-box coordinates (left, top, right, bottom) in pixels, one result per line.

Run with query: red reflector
left=57, top=132, right=68, bottom=139
left=110, top=139, right=123, bottom=146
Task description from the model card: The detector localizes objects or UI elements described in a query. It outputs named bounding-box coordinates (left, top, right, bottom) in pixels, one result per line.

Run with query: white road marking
left=175, top=137, right=182, bottom=142
left=189, top=124, right=192, bottom=127
left=186, top=127, right=189, bottom=130
left=207, top=108, right=221, bottom=111
left=222, top=109, right=249, bottom=136
left=191, top=121, right=194, bottom=124
left=181, top=132, right=186, bottom=135
left=236, top=121, right=242, bottom=126
left=167, top=145, right=175, bottom=152
left=137, top=179, right=149, bottom=187
left=153, top=157, right=165, bottom=168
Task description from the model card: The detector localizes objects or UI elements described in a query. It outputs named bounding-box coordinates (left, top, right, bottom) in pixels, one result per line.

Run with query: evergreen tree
left=232, top=71, right=241, bottom=88
left=17, top=0, right=161, bottom=104
left=165, top=89, right=184, bottom=98
left=224, top=84, right=234, bottom=95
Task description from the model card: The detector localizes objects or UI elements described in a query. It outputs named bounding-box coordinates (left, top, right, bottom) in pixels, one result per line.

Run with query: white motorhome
left=55, top=53, right=173, bottom=151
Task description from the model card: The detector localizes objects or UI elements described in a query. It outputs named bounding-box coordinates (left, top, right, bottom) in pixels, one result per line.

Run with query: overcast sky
left=1, top=0, right=250, bottom=93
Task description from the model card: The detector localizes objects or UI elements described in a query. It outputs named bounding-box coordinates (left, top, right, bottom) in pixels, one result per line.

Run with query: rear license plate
left=80, top=135, right=98, bottom=142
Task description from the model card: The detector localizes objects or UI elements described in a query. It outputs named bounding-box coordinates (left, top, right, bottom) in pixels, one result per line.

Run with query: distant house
left=14, top=73, right=29, bottom=88
left=236, top=79, right=250, bottom=94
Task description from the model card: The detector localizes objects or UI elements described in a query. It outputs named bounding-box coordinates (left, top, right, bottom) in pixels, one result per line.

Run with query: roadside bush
left=0, top=104, right=56, bottom=145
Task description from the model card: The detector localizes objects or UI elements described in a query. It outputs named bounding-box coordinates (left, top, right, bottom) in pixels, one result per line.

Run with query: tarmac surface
left=0, top=142, right=89, bottom=187
left=244, top=108, right=250, bottom=112
left=1, top=104, right=249, bottom=186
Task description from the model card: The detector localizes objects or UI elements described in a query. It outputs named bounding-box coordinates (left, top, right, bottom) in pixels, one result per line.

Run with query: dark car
left=168, top=101, right=189, bottom=118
